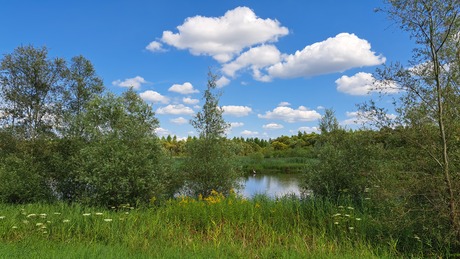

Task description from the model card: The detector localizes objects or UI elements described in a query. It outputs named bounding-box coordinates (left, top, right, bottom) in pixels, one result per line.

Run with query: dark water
left=237, top=173, right=304, bottom=198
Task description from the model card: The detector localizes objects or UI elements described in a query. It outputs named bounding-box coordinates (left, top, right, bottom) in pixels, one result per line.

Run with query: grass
left=239, top=156, right=318, bottom=174
left=0, top=193, right=407, bottom=258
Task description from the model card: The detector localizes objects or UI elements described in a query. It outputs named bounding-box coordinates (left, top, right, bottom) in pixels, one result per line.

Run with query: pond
left=237, top=173, right=306, bottom=198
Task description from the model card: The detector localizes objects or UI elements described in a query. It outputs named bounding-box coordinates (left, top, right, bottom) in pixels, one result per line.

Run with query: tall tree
left=0, top=45, right=67, bottom=139
left=368, top=0, right=460, bottom=242
left=319, top=108, right=340, bottom=134
left=185, top=70, right=239, bottom=197
left=62, top=55, right=104, bottom=138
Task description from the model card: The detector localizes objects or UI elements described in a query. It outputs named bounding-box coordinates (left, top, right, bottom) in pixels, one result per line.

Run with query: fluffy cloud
left=241, top=130, right=259, bottom=136
left=170, top=117, right=188, bottom=124
left=230, top=122, right=244, bottom=128
left=259, top=33, right=385, bottom=81
left=336, top=72, right=400, bottom=95
left=139, top=90, right=170, bottom=104
left=278, top=101, right=291, bottom=107
left=154, top=127, right=170, bottom=136
left=168, top=82, right=199, bottom=94
left=145, top=41, right=166, bottom=52
left=156, top=104, right=194, bottom=115
left=182, top=97, right=199, bottom=105
left=262, top=123, right=284, bottom=130
left=258, top=106, right=321, bottom=123
left=112, top=76, right=148, bottom=90
left=159, top=6, right=289, bottom=63
left=222, top=45, right=282, bottom=80
left=222, top=105, right=252, bottom=117
left=216, top=76, right=230, bottom=88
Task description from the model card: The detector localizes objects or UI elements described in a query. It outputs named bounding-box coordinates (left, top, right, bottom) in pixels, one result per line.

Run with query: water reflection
left=237, top=173, right=303, bottom=198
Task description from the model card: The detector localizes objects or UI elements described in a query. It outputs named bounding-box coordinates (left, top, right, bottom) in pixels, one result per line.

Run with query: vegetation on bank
left=0, top=0, right=459, bottom=257
left=0, top=193, right=408, bottom=258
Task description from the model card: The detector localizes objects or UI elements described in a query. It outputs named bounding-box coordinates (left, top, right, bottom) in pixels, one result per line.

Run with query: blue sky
left=1, top=0, right=414, bottom=139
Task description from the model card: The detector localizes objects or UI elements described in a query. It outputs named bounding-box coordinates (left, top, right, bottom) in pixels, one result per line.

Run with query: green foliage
left=305, top=130, right=381, bottom=202
left=0, top=149, right=54, bottom=204
left=0, top=45, right=67, bottom=139
left=0, top=198, right=400, bottom=258
left=74, top=90, right=168, bottom=206
left=185, top=70, right=240, bottom=197
left=319, top=108, right=340, bottom=134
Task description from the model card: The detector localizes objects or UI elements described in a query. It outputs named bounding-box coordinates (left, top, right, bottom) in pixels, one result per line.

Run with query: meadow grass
left=0, top=193, right=404, bottom=258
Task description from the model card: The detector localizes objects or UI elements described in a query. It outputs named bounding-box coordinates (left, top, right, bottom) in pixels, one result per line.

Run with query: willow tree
left=366, top=0, right=460, bottom=244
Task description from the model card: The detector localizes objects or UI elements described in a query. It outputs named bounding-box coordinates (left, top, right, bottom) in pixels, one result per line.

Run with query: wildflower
left=0, top=216, right=5, bottom=219
left=43, top=231, right=47, bottom=234
left=334, top=222, right=339, bottom=225
left=338, top=206, right=344, bottom=209
left=364, top=197, right=371, bottom=200
left=364, top=188, right=370, bottom=193
left=36, top=223, right=43, bottom=227
left=41, top=225, right=47, bottom=229
left=347, top=207, right=354, bottom=210
left=47, top=221, right=51, bottom=224
left=40, top=213, right=47, bottom=218
left=344, top=214, right=350, bottom=217
left=27, top=213, right=37, bottom=218
left=22, top=220, right=29, bottom=224
left=356, top=218, right=362, bottom=221
left=332, top=213, right=341, bottom=217
left=125, top=212, right=129, bottom=215
left=95, top=212, right=103, bottom=216
left=54, top=212, right=61, bottom=215
left=104, top=218, right=113, bottom=222
left=63, top=219, right=70, bottom=223
left=83, top=213, right=91, bottom=216
left=255, top=203, right=261, bottom=208
left=111, top=206, right=116, bottom=209
left=348, top=227, right=354, bottom=230
left=12, top=226, right=18, bottom=229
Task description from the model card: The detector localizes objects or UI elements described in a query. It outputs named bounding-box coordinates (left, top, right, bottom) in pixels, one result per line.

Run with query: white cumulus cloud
left=170, top=117, right=188, bottom=124
left=139, top=90, right=170, bottom=104
left=262, top=123, right=284, bottom=130
left=258, top=106, right=321, bottom=123
left=241, top=130, right=259, bottom=136
left=159, top=6, right=289, bottom=63
left=112, top=76, right=148, bottom=90
left=336, top=72, right=401, bottom=95
left=222, top=105, right=252, bottom=117
left=156, top=104, right=195, bottom=115
left=278, top=101, right=291, bottom=107
left=168, top=82, right=199, bottom=94
left=216, top=76, right=231, bottom=88
left=230, top=122, right=244, bottom=128
left=182, top=97, right=199, bottom=105
left=155, top=127, right=170, bottom=136
left=222, top=45, right=282, bottom=80
left=259, top=33, right=385, bottom=81
left=145, top=41, right=166, bottom=52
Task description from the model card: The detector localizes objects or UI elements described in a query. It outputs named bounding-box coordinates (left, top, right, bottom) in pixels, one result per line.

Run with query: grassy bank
left=0, top=193, right=409, bottom=258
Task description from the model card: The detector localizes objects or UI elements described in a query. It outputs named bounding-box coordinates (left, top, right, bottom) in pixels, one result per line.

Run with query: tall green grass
left=0, top=193, right=407, bottom=258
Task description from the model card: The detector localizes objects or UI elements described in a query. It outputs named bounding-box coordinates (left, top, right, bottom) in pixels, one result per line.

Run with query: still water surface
left=237, top=173, right=303, bottom=198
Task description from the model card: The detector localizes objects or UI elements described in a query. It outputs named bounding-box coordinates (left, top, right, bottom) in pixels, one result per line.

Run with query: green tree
left=370, top=0, right=460, bottom=243
left=62, top=55, right=104, bottom=138
left=0, top=45, right=67, bottom=139
left=319, top=108, right=340, bottom=135
left=75, top=89, right=170, bottom=206
left=184, top=70, right=240, bottom=197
